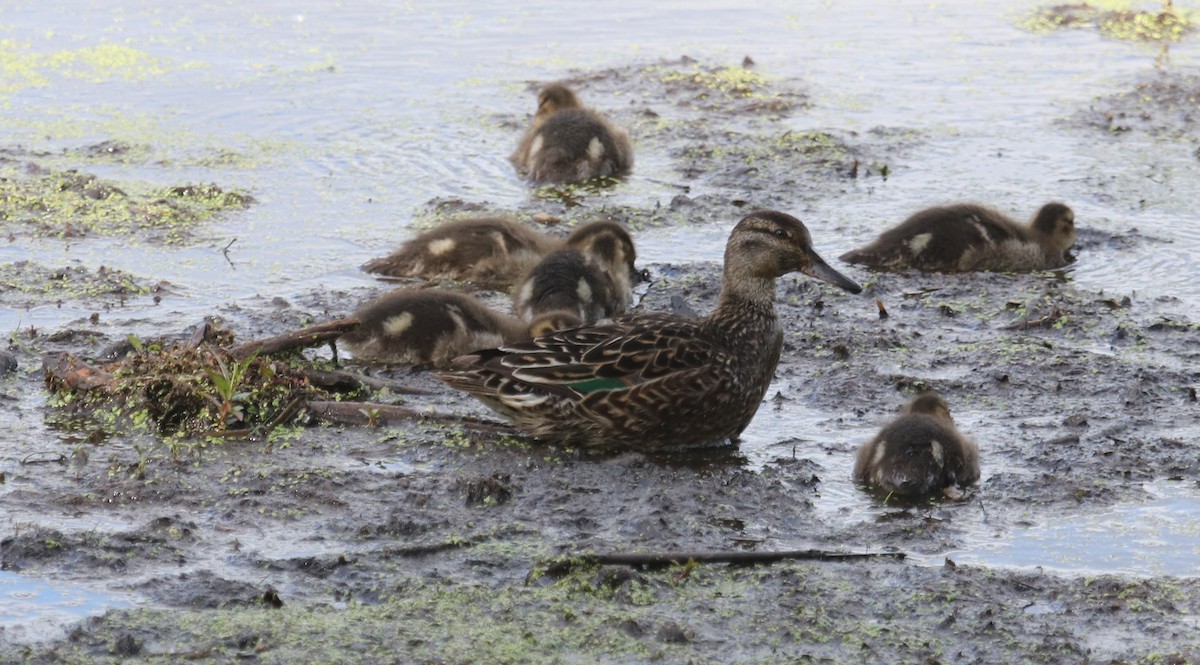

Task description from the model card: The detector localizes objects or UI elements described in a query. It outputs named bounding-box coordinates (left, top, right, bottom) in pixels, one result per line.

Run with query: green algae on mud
left=1023, top=2, right=1195, bottom=44
left=12, top=559, right=1200, bottom=664
left=0, top=163, right=255, bottom=244
left=0, top=261, right=152, bottom=309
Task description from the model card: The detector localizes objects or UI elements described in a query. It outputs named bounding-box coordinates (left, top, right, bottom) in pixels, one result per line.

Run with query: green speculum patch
left=0, top=165, right=254, bottom=244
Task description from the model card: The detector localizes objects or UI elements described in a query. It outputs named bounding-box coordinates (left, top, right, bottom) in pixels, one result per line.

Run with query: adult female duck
left=437, top=210, right=862, bottom=451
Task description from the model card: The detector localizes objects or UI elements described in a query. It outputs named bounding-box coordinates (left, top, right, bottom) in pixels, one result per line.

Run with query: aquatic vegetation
left=0, top=261, right=150, bottom=304
left=0, top=166, right=254, bottom=244
left=1024, top=2, right=1194, bottom=43
left=45, top=332, right=328, bottom=442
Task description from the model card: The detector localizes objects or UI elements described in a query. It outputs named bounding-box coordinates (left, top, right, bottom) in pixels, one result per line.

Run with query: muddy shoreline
left=3, top=37, right=1200, bottom=665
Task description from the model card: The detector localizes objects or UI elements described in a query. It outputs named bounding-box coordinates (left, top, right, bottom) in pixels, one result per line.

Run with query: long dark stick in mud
left=552, top=549, right=905, bottom=572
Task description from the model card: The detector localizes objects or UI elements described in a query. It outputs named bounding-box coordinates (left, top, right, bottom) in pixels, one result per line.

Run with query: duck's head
left=528, top=309, right=584, bottom=338
left=726, top=211, right=862, bottom=293
left=534, top=83, right=581, bottom=127
left=1031, top=202, right=1077, bottom=256
left=566, top=220, right=641, bottom=285
left=905, top=390, right=952, bottom=421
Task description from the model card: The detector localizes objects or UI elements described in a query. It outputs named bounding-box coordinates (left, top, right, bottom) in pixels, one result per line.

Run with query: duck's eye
left=772, top=229, right=790, bottom=239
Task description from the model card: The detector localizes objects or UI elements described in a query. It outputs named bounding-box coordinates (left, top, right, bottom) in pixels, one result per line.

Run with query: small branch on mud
left=550, top=549, right=906, bottom=572
left=221, top=237, right=237, bottom=255
left=21, top=452, right=68, bottom=465
left=229, top=317, right=360, bottom=360
left=301, top=368, right=435, bottom=396
left=306, top=400, right=518, bottom=436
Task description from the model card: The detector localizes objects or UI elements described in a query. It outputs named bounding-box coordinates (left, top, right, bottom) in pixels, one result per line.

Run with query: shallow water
left=0, top=570, right=131, bottom=644
left=3, top=0, right=1200, bottom=638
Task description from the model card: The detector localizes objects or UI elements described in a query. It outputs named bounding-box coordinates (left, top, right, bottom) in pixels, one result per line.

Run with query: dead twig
left=229, top=317, right=360, bottom=360
left=554, top=548, right=906, bottom=572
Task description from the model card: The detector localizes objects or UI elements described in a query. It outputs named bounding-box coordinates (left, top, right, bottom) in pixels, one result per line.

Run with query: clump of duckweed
left=0, top=165, right=254, bottom=244
left=646, top=59, right=806, bottom=113
left=0, top=261, right=150, bottom=306
left=1024, top=2, right=1194, bottom=43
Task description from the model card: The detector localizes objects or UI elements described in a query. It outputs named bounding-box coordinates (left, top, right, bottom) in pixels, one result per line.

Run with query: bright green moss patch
left=1024, top=2, right=1194, bottom=42
left=0, top=165, right=254, bottom=244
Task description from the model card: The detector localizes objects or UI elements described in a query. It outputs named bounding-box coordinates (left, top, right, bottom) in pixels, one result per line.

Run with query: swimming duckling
left=510, top=83, right=633, bottom=184
left=437, top=210, right=862, bottom=451
left=340, top=290, right=533, bottom=367
left=840, top=203, right=1076, bottom=272
left=361, top=217, right=558, bottom=289
left=853, top=391, right=981, bottom=499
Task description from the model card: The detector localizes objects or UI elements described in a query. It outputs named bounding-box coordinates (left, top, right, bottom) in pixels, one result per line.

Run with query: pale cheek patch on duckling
left=575, top=278, right=594, bottom=305
left=528, top=135, right=544, bottom=160
left=382, top=312, right=416, bottom=337
left=426, top=238, right=456, bottom=257
left=587, top=137, right=605, bottom=161
left=929, top=439, right=944, bottom=466
left=907, top=233, right=933, bottom=255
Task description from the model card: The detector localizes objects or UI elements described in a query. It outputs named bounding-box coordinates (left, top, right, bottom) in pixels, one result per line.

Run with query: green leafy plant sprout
left=204, top=351, right=258, bottom=431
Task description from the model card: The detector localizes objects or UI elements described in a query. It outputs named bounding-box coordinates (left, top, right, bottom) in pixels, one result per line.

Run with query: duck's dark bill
left=804, top=254, right=863, bottom=294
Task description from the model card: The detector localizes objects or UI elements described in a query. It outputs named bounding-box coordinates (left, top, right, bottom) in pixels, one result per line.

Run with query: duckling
left=513, top=220, right=640, bottom=323
left=510, top=83, right=633, bottom=184
left=840, top=202, right=1076, bottom=272
left=361, top=217, right=558, bottom=289
left=437, top=210, right=862, bottom=451
left=528, top=309, right=583, bottom=337
left=513, top=249, right=623, bottom=324
left=853, top=391, right=981, bottom=499
left=341, top=290, right=532, bottom=367
left=564, top=220, right=641, bottom=296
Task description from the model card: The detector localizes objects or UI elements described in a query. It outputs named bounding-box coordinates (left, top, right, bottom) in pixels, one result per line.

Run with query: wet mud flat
left=3, top=59, right=1200, bottom=663
left=3, top=257, right=1200, bottom=663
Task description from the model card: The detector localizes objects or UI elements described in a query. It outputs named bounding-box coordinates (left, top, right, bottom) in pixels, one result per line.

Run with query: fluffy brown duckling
left=528, top=309, right=583, bottom=337
left=361, top=217, right=558, bottom=288
left=853, top=391, right=981, bottom=499
left=510, top=83, right=633, bottom=184
left=513, top=221, right=639, bottom=323
left=341, top=290, right=541, bottom=367
left=840, top=202, right=1076, bottom=272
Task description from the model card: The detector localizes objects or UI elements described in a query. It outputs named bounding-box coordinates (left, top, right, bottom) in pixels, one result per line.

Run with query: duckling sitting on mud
left=840, top=202, right=1076, bottom=272
left=513, top=220, right=639, bottom=323
left=510, top=83, right=633, bottom=184
left=853, top=391, right=981, bottom=500
left=341, top=290, right=573, bottom=368
left=360, top=217, right=558, bottom=289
